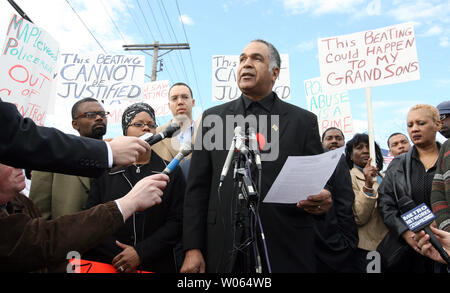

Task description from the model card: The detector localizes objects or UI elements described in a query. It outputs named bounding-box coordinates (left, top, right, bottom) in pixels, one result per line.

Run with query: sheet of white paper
left=263, top=147, right=344, bottom=204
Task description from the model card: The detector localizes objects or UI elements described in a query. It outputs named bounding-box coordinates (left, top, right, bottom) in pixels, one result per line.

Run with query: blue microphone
left=162, top=143, right=193, bottom=175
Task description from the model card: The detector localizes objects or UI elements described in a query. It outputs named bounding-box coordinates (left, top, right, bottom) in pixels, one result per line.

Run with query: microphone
left=162, top=143, right=193, bottom=175
left=399, top=197, right=450, bottom=265
left=145, top=123, right=180, bottom=145
left=219, top=126, right=241, bottom=186
left=248, top=127, right=262, bottom=170
left=234, top=126, right=249, bottom=156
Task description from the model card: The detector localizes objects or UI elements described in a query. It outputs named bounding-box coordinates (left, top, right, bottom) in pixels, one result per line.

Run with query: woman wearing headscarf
left=345, top=133, right=388, bottom=272
left=378, top=104, right=443, bottom=272
left=84, top=103, right=186, bottom=273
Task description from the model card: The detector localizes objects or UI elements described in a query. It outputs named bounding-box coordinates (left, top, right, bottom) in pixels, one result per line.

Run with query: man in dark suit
left=181, top=40, right=329, bottom=273
left=0, top=98, right=149, bottom=177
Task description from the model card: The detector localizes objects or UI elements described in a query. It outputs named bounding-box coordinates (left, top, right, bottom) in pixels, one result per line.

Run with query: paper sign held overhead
left=212, top=54, right=291, bottom=102
left=56, top=53, right=145, bottom=103
left=318, top=22, right=420, bottom=92
left=305, top=77, right=354, bottom=138
left=0, top=14, right=60, bottom=126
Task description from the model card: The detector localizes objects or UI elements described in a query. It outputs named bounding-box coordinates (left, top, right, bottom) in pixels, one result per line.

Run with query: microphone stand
left=232, top=150, right=271, bottom=273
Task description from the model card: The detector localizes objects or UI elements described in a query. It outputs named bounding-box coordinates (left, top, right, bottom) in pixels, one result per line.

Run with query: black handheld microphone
left=162, top=143, right=193, bottom=175
left=145, top=123, right=180, bottom=145
left=399, top=197, right=450, bottom=265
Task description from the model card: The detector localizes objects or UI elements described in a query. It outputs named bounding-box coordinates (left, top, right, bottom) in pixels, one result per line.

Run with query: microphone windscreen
left=257, top=133, right=266, bottom=151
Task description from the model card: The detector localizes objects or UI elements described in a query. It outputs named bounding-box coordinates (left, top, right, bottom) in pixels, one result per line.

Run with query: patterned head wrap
left=121, top=102, right=156, bottom=135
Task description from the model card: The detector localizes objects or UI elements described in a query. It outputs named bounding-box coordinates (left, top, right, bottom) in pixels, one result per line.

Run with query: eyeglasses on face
left=440, top=114, right=448, bottom=121
left=75, top=111, right=109, bottom=119
left=129, top=122, right=158, bottom=129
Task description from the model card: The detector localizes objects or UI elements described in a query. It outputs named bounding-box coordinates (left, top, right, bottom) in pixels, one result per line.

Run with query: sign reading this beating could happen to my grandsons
left=318, top=22, right=420, bottom=92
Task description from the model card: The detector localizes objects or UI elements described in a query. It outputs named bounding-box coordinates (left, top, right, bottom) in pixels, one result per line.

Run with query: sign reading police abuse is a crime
left=212, top=54, right=291, bottom=102
left=318, top=22, right=420, bottom=92
left=305, top=77, right=354, bottom=138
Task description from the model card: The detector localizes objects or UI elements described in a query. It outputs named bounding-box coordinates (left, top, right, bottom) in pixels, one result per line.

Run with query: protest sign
left=141, top=80, right=171, bottom=117
left=0, top=14, right=59, bottom=125
left=318, top=22, right=419, bottom=92
left=212, top=54, right=290, bottom=102
left=56, top=53, right=145, bottom=102
left=305, top=77, right=354, bottom=138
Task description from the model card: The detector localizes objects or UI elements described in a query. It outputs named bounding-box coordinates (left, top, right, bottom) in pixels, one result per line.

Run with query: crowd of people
left=1, top=39, right=450, bottom=273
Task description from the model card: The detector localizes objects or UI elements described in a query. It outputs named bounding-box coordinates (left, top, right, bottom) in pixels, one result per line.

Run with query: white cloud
left=366, top=0, right=381, bottom=16
left=282, top=0, right=364, bottom=15
left=296, top=40, right=315, bottom=52
left=422, top=25, right=443, bottom=36
left=440, top=36, right=450, bottom=47
left=436, top=78, right=450, bottom=87
left=0, top=0, right=136, bottom=54
left=388, top=1, right=450, bottom=22
left=179, top=14, right=194, bottom=26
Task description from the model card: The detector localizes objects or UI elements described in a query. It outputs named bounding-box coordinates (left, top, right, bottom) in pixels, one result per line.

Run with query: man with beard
left=29, top=98, right=109, bottom=222
left=437, top=101, right=450, bottom=139
left=322, top=127, right=345, bottom=151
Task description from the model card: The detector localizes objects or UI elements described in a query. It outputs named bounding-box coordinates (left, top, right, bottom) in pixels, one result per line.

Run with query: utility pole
left=7, top=0, right=33, bottom=22
left=123, top=42, right=190, bottom=81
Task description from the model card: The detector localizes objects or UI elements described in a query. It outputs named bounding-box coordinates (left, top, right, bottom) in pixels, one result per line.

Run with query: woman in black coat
left=85, top=103, right=186, bottom=273
left=378, top=104, right=442, bottom=272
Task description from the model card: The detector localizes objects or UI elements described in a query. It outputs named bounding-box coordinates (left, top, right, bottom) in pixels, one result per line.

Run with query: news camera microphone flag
left=145, top=123, right=180, bottom=146
left=162, top=143, right=193, bottom=175
left=399, top=197, right=450, bottom=265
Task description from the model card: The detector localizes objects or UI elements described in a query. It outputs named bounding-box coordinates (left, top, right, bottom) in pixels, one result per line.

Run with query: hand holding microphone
left=399, top=197, right=450, bottom=265
left=415, top=226, right=450, bottom=265
left=145, top=122, right=180, bottom=146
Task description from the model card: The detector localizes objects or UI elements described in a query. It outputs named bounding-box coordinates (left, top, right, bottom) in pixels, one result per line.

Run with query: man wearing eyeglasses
left=437, top=101, right=450, bottom=139
left=29, top=99, right=109, bottom=252
left=153, top=83, right=198, bottom=162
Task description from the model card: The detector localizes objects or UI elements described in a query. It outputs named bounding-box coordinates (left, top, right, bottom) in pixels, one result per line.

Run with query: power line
left=100, top=0, right=127, bottom=44
left=135, top=0, right=156, bottom=41
left=64, top=0, right=107, bottom=54
left=157, top=0, right=190, bottom=84
left=175, top=0, right=203, bottom=106
left=144, top=0, right=179, bottom=82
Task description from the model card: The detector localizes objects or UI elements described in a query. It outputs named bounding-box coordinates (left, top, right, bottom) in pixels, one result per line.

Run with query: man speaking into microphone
left=181, top=40, right=328, bottom=273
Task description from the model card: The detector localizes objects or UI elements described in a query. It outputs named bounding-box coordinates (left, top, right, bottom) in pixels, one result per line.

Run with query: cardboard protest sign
left=141, top=80, right=171, bottom=117
left=305, top=77, right=354, bottom=138
left=212, top=54, right=290, bottom=102
left=56, top=53, right=145, bottom=102
left=0, top=14, right=59, bottom=125
left=318, top=22, right=419, bottom=92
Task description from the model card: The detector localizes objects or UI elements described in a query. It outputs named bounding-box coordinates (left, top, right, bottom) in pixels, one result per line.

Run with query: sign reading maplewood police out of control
left=0, top=14, right=60, bottom=126
left=401, top=203, right=436, bottom=232
left=318, top=22, right=420, bottom=92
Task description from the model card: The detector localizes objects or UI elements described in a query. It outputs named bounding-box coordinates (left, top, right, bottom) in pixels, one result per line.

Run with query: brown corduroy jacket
left=0, top=193, right=123, bottom=272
